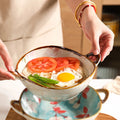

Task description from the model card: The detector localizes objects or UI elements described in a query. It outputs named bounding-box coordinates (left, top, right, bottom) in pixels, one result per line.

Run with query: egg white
left=51, top=67, right=83, bottom=87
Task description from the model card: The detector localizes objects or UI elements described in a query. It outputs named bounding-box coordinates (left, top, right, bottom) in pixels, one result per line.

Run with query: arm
left=65, top=0, right=114, bottom=61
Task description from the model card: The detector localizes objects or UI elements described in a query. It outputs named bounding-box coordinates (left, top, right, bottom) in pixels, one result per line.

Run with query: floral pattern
left=21, top=86, right=101, bottom=120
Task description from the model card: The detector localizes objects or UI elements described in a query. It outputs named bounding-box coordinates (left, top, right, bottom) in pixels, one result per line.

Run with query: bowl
left=11, top=45, right=100, bottom=101
left=11, top=86, right=109, bottom=120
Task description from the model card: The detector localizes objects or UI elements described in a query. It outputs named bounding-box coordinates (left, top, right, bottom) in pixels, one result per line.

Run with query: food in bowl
left=22, top=57, right=84, bottom=88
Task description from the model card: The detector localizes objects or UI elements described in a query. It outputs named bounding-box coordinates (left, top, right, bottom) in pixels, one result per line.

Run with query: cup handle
left=96, top=89, right=109, bottom=103
left=86, top=53, right=101, bottom=66
left=10, top=100, right=27, bottom=118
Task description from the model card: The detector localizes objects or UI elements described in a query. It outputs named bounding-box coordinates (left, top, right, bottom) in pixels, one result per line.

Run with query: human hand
left=0, top=40, right=15, bottom=80
left=81, top=7, right=114, bottom=62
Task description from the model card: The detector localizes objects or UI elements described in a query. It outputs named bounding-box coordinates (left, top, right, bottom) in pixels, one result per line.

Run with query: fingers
left=100, top=31, right=114, bottom=61
left=101, top=40, right=114, bottom=62
left=0, top=40, right=14, bottom=72
left=90, top=34, right=100, bottom=55
left=90, top=30, right=114, bottom=62
left=100, top=47, right=110, bottom=62
left=0, top=40, right=15, bottom=80
left=0, top=68, right=15, bottom=80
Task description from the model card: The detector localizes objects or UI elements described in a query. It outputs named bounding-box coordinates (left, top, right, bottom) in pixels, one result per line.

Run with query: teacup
left=11, top=45, right=101, bottom=101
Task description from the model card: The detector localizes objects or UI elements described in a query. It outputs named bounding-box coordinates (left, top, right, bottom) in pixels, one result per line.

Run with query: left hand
left=0, top=39, right=15, bottom=80
left=81, top=7, right=114, bottom=61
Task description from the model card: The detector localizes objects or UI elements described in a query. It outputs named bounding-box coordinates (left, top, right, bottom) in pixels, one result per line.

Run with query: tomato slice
left=65, top=57, right=80, bottom=70
left=27, top=57, right=57, bottom=73
left=54, top=57, right=69, bottom=72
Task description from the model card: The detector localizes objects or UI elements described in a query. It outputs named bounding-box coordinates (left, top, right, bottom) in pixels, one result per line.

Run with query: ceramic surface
left=18, top=86, right=101, bottom=120
left=14, top=46, right=100, bottom=101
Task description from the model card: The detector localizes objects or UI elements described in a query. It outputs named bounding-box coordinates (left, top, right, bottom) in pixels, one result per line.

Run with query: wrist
left=75, top=0, right=96, bottom=27
left=81, top=6, right=97, bottom=28
left=75, top=0, right=91, bottom=20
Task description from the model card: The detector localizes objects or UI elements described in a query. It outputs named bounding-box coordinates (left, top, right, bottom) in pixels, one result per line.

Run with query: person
left=0, top=0, right=114, bottom=80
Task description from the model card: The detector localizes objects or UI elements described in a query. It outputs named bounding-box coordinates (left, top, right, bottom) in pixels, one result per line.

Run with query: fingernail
left=94, top=50, right=100, bottom=55
left=102, top=56, right=106, bottom=62
left=96, top=50, right=100, bottom=54
left=107, top=52, right=110, bottom=56
left=8, top=66, right=14, bottom=72
left=11, top=76, right=15, bottom=80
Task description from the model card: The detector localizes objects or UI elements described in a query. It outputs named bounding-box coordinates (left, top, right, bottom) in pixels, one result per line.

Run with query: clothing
left=0, top=0, right=63, bottom=68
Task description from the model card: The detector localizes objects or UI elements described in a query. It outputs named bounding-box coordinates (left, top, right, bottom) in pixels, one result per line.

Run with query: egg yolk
left=57, top=72, right=75, bottom=82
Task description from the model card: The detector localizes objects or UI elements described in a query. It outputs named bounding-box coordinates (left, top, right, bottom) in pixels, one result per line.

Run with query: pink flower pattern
left=50, top=101, right=68, bottom=119
left=75, top=87, right=90, bottom=118
left=49, top=87, right=90, bottom=119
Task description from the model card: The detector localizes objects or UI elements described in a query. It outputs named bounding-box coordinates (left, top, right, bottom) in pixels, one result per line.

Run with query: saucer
left=17, top=86, right=106, bottom=120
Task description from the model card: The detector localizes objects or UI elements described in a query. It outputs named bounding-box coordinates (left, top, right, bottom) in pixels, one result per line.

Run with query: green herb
left=28, top=75, right=50, bottom=87
left=33, top=74, right=59, bottom=84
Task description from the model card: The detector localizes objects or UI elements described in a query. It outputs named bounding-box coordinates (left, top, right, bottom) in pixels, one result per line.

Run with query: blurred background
left=97, top=5, right=120, bottom=79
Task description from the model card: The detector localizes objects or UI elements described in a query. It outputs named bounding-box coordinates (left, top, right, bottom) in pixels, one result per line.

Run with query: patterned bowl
left=11, top=86, right=109, bottom=120
left=11, top=45, right=101, bottom=101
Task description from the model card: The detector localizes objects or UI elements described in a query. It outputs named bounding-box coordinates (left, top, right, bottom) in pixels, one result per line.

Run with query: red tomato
left=65, top=57, right=80, bottom=70
left=27, top=57, right=57, bottom=73
left=54, top=57, right=69, bottom=71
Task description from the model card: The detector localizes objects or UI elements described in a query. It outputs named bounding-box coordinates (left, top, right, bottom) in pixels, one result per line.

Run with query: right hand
left=0, top=40, right=15, bottom=80
left=80, top=6, right=114, bottom=61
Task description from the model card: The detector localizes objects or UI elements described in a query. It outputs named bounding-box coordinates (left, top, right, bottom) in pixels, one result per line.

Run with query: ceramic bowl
left=11, top=86, right=109, bottom=120
left=11, top=45, right=100, bottom=101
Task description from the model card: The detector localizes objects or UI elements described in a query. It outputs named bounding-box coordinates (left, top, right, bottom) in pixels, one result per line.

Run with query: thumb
left=91, top=35, right=100, bottom=55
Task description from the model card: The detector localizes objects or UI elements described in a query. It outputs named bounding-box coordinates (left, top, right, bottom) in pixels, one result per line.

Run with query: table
left=0, top=79, right=120, bottom=120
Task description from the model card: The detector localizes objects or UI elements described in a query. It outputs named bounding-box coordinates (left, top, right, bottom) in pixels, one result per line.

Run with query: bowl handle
left=86, top=53, right=101, bottom=66
left=96, top=89, right=109, bottom=103
left=10, top=100, right=28, bottom=119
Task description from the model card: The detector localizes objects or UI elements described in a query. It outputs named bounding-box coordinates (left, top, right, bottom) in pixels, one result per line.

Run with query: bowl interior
left=16, top=46, right=95, bottom=79
left=20, top=86, right=101, bottom=119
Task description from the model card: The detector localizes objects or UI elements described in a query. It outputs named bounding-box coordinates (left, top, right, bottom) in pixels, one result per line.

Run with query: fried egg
left=51, top=67, right=83, bottom=87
